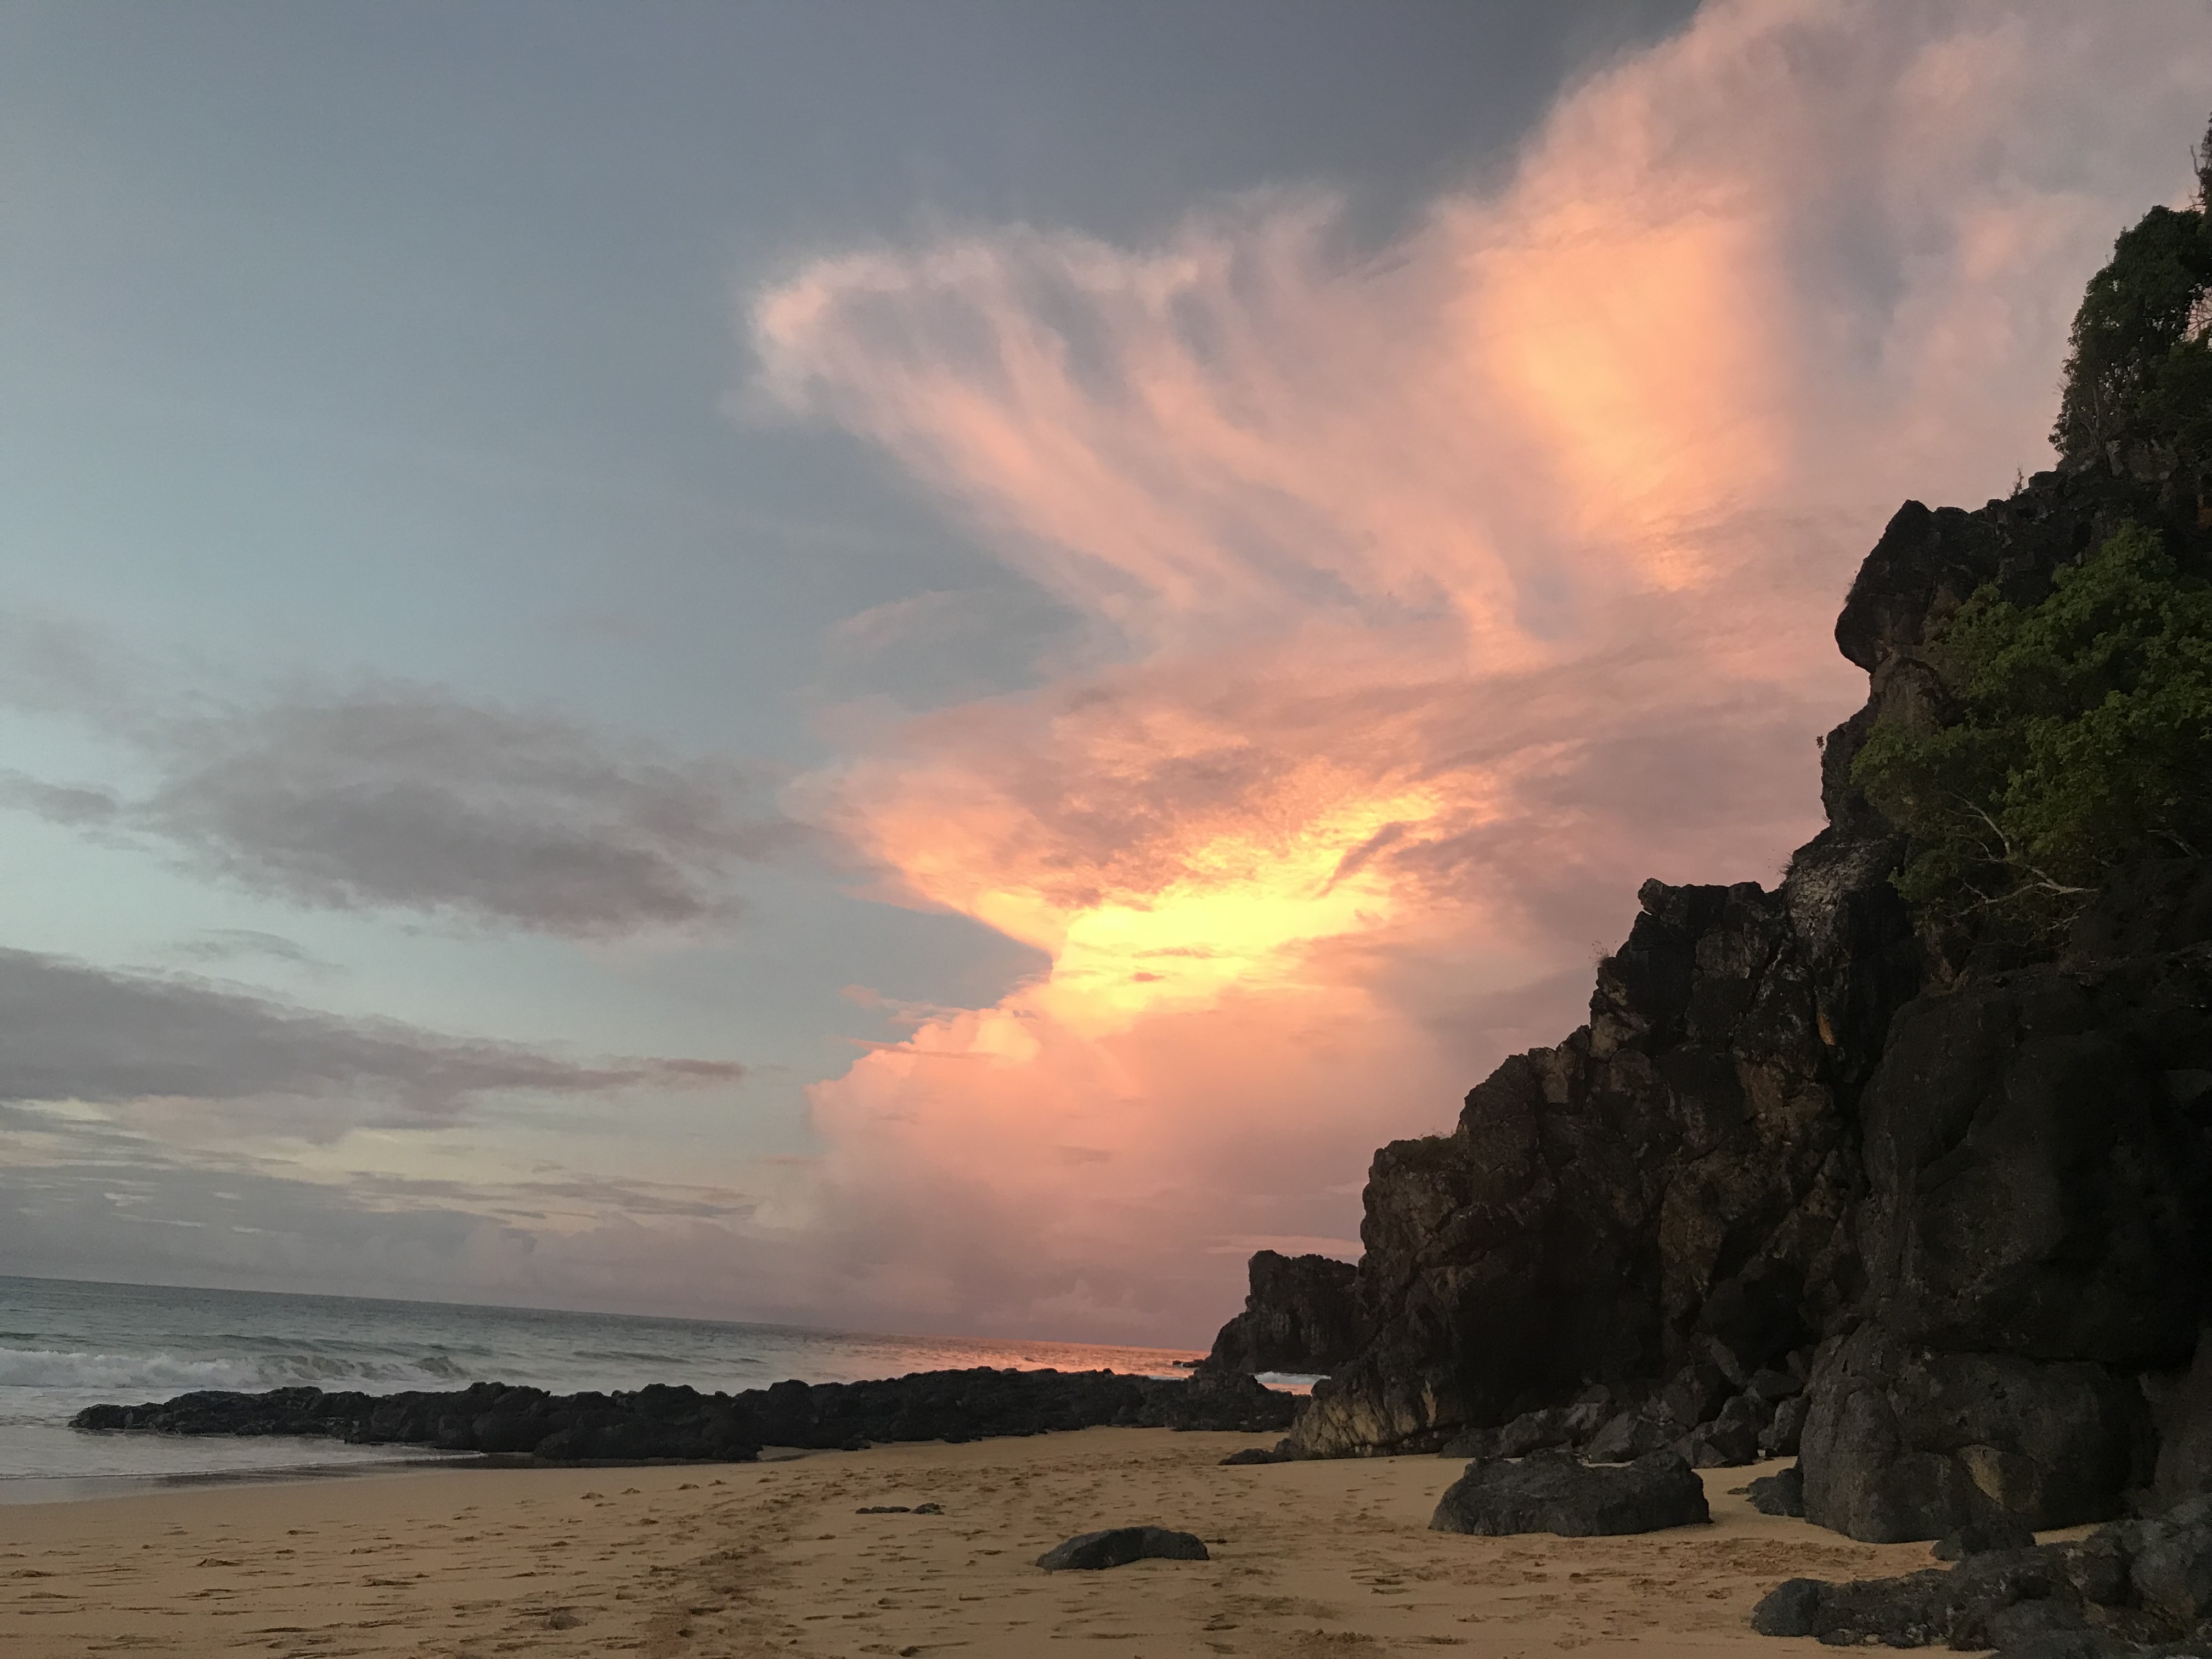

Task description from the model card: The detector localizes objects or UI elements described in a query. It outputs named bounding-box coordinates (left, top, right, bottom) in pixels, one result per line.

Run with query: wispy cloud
left=167, top=929, right=339, bottom=976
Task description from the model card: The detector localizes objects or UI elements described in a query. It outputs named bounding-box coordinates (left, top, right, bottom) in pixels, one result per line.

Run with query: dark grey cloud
left=0, top=629, right=797, bottom=936
left=0, top=946, right=742, bottom=1124
left=136, top=690, right=793, bottom=937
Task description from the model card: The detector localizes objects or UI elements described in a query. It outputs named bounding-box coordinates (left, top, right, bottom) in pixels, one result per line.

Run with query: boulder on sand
left=1430, top=1448, right=1711, bottom=1537
left=1035, top=1526, right=1210, bottom=1571
left=1748, top=1465, right=1806, bottom=1517
left=1748, top=1495, right=2212, bottom=1650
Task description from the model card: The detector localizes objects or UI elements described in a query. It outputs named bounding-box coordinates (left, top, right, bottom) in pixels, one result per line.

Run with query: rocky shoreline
left=1189, top=129, right=2212, bottom=1621
left=71, top=1365, right=1298, bottom=1465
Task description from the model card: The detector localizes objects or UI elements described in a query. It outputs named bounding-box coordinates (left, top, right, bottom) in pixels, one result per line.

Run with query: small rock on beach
left=1035, top=1526, right=1211, bottom=1570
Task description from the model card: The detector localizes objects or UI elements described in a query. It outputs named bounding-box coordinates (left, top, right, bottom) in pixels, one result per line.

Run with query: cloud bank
left=0, top=946, right=758, bottom=1301
left=0, top=946, right=741, bottom=1134
left=0, top=658, right=791, bottom=938
left=744, top=0, right=2212, bottom=1341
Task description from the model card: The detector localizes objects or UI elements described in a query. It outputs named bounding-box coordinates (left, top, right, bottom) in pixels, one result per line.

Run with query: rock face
left=1268, top=455, right=2212, bottom=1543
left=2153, top=1332, right=2212, bottom=1511
left=1750, top=1495, right=2212, bottom=1654
left=1429, top=1448, right=1710, bottom=1537
left=72, top=1366, right=1299, bottom=1463
left=1290, top=868, right=1902, bottom=1458
left=1035, top=1526, right=1210, bottom=1570
left=1201, top=1250, right=1361, bottom=1376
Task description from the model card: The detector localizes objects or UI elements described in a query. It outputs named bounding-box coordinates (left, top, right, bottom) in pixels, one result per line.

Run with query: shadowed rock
left=1937, top=1515, right=2042, bottom=1560
left=73, top=1365, right=1300, bottom=1465
left=1202, top=1250, right=1361, bottom=1376
left=1748, top=1465, right=1805, bottom=1516
left=1800, top=1330, right=2159, bottom=1542
left=1219, top=1444, right=1290, bottom=1466
left=1035, top=1526, right=1209, bottom=1571
left=1750, top=1497, right=2212, bottom=1652
left=2154, top=1330, right=2212, bottom=1511
left=1430, top=1448, right=1709, bottom=1537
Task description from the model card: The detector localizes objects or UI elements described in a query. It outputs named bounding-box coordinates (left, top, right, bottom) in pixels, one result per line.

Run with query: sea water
left=0, top=1274, right=1204, bottom=1503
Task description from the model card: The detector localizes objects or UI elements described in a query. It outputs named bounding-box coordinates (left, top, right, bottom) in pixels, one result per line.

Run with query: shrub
left=1852, top=522, right=2212, bottom=941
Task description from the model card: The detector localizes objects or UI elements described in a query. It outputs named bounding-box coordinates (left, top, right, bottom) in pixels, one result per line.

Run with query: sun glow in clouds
left=1039, top=782, right=1443, bottom=1033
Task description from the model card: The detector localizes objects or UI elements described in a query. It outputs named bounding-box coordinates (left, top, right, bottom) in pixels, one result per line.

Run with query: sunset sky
left=4, top=0, right=2209, bottom=1345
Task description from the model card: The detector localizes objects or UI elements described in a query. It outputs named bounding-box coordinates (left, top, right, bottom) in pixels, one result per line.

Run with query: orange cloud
left=745, top=0, right=2212, bottom=1342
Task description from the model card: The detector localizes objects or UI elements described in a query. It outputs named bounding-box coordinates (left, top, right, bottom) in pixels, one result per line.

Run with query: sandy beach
left=0, top=1431, right=1946, bottom=1658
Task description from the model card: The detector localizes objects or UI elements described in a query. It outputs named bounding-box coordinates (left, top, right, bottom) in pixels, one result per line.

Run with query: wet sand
left=0, top=1430, right=1935, bottom=1657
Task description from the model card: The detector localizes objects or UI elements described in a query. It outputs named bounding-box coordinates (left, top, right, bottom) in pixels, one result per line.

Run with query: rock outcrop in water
left=72, top=1365, right=1299, bottom=1463
left=1239, top=173, right=2212, bottom=1547
left=1201, top=1249, right=1361, bottom=1376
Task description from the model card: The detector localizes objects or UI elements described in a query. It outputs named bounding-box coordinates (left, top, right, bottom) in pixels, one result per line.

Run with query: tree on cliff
left=2050, top=120, right=2212, bottom=482
left=1852, top=520, right=2212, bottom=939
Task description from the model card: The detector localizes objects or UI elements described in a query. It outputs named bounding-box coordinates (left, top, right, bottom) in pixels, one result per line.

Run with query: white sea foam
left=0, top=1345, right=262, bottom=1395
left=0, top=1343, right=481, bottom=1399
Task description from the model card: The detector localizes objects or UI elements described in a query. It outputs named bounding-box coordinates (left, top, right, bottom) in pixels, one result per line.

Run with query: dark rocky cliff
left=1201, top=1249, right=1362, bottom=1376
left=1222, top=382, right=2212, bottom=1541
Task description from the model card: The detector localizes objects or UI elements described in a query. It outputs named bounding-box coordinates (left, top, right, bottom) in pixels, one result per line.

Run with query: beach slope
left=1, top=1430, right=1937, bottom=1657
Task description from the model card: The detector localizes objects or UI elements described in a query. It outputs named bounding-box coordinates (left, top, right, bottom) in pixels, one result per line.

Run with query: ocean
left=0, top=1274, right=1206, bottom=1504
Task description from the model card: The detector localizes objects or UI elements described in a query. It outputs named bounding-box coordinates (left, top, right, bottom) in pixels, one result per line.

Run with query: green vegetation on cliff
left=2053, top=120, right=2212, bottom=475
left=1853, top=522, right=2212, bottom=938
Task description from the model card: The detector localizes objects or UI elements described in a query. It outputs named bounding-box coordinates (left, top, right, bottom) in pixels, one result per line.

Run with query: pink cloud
left=740, top=0, right=2212, bottom=1344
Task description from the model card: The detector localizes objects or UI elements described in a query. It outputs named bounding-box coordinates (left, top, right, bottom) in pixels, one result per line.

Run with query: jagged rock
left=1799, top=1329, right=2153, bottom=1542
left=1490, top=1400, right=1611, bottom=1458
left=2131, top=1522, right=2212, bottom=1628
left=1494, top=1407, right=1571, bottom=1458
left=1748, top=1498, right=2212, bottom=1649
left=1681, top=1399, right=1765, bottom=1468
left=1750, top=1554, right=2087, bottom=1648
left=2156, top=1332, right=2212, bottom=1511
left=1852, top=957, right=2212, bottom=1366
left=1586, top=1409, right=1673, bottom=1465
left=1437, top=1425, right=1498, bottom=1459
left=1657, top=1361, right=1733, bottom=1432
left=2070, top=860, right=2212, bottom=962
left=1987, top=1637, right=2192, bottom=1659
left=1035, top=1527, right=1209, bottom=1571
left=1750, top=1577, right=1825, bottom=1635
left=1201, top=1250, right=1362, bottom=1376
left=1717, top=1391, right=1774, bottom=1439
left=1291, top=878, right=1874, bottom=1457
left=74, top=1365, right=1301, bottom=1463
left=1746, top=1365, right=1804, bottom=1404
left=1430, top=1448, right=1709, bottom=1537
left=1938, top=1516, right=2044, bottom=1560
left=1760, top=1391, right=1809, bottom=1458
left=1832, top=499, right=2007, bottom=678
left=1748, top=1465, right=1805, bottom=1516
left=1218, top=1444, right=1289, bottom=1466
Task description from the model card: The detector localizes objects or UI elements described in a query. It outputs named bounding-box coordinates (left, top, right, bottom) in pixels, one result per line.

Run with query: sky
left=3, top=0, right=2210, bottom=1347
